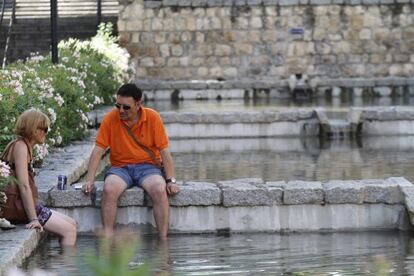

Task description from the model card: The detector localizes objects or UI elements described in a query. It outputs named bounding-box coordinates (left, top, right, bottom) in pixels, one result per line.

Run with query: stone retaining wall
left=162, top=109, right=321, bottom=138
left=118, top=0, right=414, bottom=89
left=46, top=177, right=414, bottom=232
left=349, top=106, right=414, bottom=135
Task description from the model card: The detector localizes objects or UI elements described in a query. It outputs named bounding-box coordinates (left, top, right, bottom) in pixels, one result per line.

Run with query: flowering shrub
left=0, top=23, right=132, bottom=164
left=0, top=161, right=12, bottom=212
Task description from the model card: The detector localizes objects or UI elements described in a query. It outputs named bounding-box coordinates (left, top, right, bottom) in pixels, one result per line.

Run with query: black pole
left=97, top=0, right=102, bottom=27
left=50, top=0, right=58, bottom=63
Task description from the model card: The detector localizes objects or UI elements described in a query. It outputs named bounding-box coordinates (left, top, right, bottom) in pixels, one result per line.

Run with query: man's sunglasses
left=115, top=103, right=132, bottom=111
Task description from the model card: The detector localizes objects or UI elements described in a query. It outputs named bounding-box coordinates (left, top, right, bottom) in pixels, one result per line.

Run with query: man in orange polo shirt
left=83, top=83, right=179, bottom=240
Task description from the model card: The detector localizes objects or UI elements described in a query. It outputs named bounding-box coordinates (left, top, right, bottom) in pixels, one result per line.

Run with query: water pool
left=119, top=136, right=414, bottom=183
left=25, top=231, right=414, bottom=275
left=144, top=97, right=414, bottom=113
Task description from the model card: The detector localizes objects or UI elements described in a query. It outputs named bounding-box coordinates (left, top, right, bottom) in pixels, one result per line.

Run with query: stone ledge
left=161, top=110, right=316, bottom=124
left=143, top=0, right=409, bottom=7
left=46, top=177, right=411, bottom=208
left=136, top=78, right=414, bottom=91
left=0, top=227, right=45, bottom=275
left=355, top=107, right=414, bottom=121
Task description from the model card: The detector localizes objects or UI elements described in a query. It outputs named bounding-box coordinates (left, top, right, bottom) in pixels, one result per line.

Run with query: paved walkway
left=0, top=226, right=44, bottom=275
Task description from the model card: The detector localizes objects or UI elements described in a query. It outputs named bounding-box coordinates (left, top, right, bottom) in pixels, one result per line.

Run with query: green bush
left=0, top=23, right=133, bottom=163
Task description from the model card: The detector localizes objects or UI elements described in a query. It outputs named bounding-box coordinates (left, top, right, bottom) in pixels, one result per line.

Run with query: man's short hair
left=117, top=83, right=142, bottom=101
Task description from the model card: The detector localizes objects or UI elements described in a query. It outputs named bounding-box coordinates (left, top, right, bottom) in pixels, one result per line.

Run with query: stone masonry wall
left=118, top=0, right=414, bottom=82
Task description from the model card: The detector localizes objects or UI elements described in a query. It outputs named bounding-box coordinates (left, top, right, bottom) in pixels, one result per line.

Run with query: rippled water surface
left=165, top=136, right=414, bottom=183
left=144, top=97, right=414, bottom=112
left=25, top=232, right=414, bottom=275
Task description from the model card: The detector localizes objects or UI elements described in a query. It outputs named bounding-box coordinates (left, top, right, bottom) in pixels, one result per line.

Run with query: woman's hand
left=26, top=219, right=43, bottom=232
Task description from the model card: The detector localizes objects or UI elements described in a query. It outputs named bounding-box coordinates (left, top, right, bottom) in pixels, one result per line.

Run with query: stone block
left=310, top=0, right=330, bottom=3
left=178, top=0, right=193, bottom=5
left=234, top=0, right=247, bottom=5
left=208, top=0, right=223, bottom=5
left=387, top=177, right=413, bottom=188
left=359, top=179, right=404, bottom=204
left=219, top=179, right=275, bottom=206
left=259, top=181, right=285, bottom=204
left=222, top=0, right=234, bottom=5
left=391, top=77, right=407, bottom=86
left=279, top=0, right=298, bottom=4
left=323, top=180, right=364, bottom=204
left=49, top=187, right=93, bottom=207
left=284, top=181, right=324, bottom=204
left=247, top=0, right=263, bottom=5
left=400, top=186, right=414, bottom=225
left=163, top=0, right=178, bottom=6
left=38, top=190, right=50, bottom=205
left=144, top=1, right=162, bottom=8
left=118, top=187, right=145, bottom=207
left=169, top=182, right=221, bottom=206
left=374, top=78, right=394, bottom=86
left=192, top=0, right=208, bottom=6
left=362, top=0, right=380, bottom=4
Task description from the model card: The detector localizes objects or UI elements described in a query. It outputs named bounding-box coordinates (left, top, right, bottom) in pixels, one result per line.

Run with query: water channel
left=25, top=231, right=414, bottom=275
left=26, top=96, right=414, bottom=275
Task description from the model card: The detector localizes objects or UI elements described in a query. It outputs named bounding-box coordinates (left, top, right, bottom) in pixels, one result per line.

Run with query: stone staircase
left=0, top=0, right=119, bottom=63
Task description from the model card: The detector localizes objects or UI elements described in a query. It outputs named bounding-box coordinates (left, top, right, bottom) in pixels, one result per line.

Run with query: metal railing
left=1, top=0, right=16, bottom=68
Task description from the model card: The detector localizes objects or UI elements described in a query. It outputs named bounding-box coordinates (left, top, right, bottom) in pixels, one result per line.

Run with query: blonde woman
left=1, top=108, right=77, bottom=246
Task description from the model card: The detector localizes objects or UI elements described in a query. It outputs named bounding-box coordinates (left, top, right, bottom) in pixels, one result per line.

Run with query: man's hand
left=82, top=180, right=95, bottom=196
left=166, top=183, right=180, bottom=196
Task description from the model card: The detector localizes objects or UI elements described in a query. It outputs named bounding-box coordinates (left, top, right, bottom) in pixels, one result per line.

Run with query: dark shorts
left=35, top=204, right=52, bottom=226
left=104, top=163, right=164, bottom=189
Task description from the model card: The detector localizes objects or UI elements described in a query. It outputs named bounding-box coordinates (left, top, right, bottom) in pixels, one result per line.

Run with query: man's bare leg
left=101, top=174, right=128, bottom=238
left=142, top=175, right=169, bottom=240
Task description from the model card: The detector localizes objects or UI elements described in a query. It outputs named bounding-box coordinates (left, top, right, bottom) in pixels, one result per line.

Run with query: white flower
left=33, top=144, right=49, bottom=162
left=93, top=96, right=102, bottom=105
left=9, top=80, right=24, bottom=96
left=77, top=80, right=86, bottom=89
left=48, top=138, right=56, bottom=145
left=47, top=108, right=57, bottom=123
left=56, top=135, right=62, bottom=145
left=81, top=113, right=89, bottom=123
left=11, top=70, right=23, bottom=81
left=0, top=160, right=10, bottom=178
left=0, top=94, right=3, bottom=101
left=62, top=57, right=69, bottom=63
left=28, top=52, right=45, bottom=62
left=54, top=95, right=64, bottom=107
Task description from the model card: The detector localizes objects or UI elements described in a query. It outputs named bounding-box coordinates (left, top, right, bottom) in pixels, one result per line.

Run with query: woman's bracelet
left=30, top=218, right=39, bottom=222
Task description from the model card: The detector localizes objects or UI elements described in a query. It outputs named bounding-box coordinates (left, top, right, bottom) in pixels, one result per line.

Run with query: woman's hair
left=15, top=108, right=50, bottom=139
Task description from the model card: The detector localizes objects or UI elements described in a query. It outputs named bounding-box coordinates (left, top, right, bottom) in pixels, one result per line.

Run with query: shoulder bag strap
left=1, top=139, right=18, bottom=161
left=122, top=123, right=163, bottom=168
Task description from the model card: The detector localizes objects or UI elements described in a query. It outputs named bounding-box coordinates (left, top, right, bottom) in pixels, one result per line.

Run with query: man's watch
left=166, top=177, right=176, bottom=185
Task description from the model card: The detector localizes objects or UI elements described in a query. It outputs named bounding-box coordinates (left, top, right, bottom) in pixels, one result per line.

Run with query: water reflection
left=170, top=136, right=414, bottom=183
left=25, top=232, right=414, bottom=275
